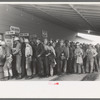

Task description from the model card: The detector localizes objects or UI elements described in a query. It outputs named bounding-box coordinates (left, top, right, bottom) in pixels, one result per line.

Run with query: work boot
left=3, top=77, right=9, bottom=81
left=31, top=74, right=36, bottom=78
left=26, top=76, right=33, bottom=79
left=25, top=76, right=29, bottom=79
left=16, top=74, right=22, bottom=79
left=28, top=76, right=33, bottom=79
left=9, top=76, right=14, bottom=80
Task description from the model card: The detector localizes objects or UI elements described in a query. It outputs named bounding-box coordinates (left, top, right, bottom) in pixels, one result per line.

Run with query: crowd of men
left=0, top=36, right=100, bottom=80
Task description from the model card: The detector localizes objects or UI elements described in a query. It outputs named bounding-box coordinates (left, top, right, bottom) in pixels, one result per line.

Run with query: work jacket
left=55, top=45, right=69, bottom=59
left=0, top=46, right=6, bottom=66
left=86, top=48, right=97, bottom=61
left=36, top=43, right=45, bottom=58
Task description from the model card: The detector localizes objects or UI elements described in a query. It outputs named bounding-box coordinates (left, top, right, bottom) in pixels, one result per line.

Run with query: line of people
left=0, top=37, right=100, bottom=80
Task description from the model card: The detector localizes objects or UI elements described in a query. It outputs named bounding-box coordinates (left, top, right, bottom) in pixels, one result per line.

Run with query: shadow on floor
left=81, top=72, right=99, bottom=81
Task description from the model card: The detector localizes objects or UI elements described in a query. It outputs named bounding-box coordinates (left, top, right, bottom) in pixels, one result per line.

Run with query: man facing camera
left=36, top=38, right=45, bottom=77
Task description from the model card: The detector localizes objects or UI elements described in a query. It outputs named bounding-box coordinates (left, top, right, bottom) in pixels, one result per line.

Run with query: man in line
left=86, top=45, right=97, bottom=73
left=36, top=38, right=45, bottom=77
left=12, top=37, right=22, bottom=79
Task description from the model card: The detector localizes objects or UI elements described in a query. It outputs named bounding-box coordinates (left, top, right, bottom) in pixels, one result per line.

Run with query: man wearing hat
left=55, top=40, right=69, bottom=74
left=30, top=38, right=37, bottom=77
left=36, top=38, right=45, bottom=77
left=20, top=37, right=26, bottom=78
left=86, top=44, right=97, bottom=73
left=13, top=37, right=22, bottom=79
left=95, top=43, right=100, bottom=70
left=74, top=43, right=84, bottom=74
left=3, top=41, right=13, bottom=80
left=24, top=38, right=33, bottom=79
left=0, top=41, right=6, bottom=80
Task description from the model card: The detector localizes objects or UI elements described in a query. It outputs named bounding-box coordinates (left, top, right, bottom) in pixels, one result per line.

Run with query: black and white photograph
left=0, top=3, right=100, bottom=81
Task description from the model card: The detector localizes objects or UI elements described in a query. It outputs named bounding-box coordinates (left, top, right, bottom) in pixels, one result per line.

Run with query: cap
left=24, top=39, right=29, bottom=43
left=14, top=37, right=19, bottom=41
left=76, top=43, right=80, bottom=46
left=1, top=41, right=6, bottom=46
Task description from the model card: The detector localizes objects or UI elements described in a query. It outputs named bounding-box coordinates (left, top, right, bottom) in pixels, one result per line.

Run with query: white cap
left=24, top=39, right=29, bottom=43
left=14, top=37, right=19, bottom=41
left=1, top=41, right=6, bottom=46
left=76, top=43, right=80, bottom=46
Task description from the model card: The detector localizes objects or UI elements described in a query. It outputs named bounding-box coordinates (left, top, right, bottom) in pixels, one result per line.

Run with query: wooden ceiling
left=12, top=4, right=100, bottom=34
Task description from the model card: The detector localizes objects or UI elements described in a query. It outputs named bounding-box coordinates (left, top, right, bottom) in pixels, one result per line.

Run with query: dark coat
left=36, top=43, right=45, bottom=58
left=55, top=45, right=69, bottom=59
left=0, top=46, right=5, bottom=66
left=30, top=42, right=37, bottom=59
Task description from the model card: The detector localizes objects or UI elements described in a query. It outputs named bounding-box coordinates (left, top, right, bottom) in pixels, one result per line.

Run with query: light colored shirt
left=25, top=43, right=33, bottom=57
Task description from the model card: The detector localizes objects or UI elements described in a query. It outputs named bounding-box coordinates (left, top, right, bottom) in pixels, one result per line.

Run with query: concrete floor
left=8, top=71, right=100, bottom=81
left=9, top=75, right=59, bottom=81
left=51, top=73, right=88, bottom=81
left=8, top=73, right=89, bottom=81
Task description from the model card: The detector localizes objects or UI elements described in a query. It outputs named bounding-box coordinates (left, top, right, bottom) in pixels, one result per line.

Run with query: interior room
left=0, top=4, right=100, bottom=81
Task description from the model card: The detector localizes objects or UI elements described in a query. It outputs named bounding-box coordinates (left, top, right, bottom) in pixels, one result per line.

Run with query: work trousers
left=57, top=58, right=62, bottom=75
left=3, top=59, right=13, bottom=77
left=83, top=56, right=87, bottom=73
left=68, top=58, right=74, bottom=73
left=74, top=59, right=84, bottom=73
left=57, top=58, right=67, bottom=74
left=44, top=56, right=49, bottom=76
left=26, top=57, right=32, bottom=76
left=12, top=55, right=17, bottom=77
left=94, top=57, right=98, bottom=72
left=37, top=57, right=44, bottom=76
left=75, top=64, right=84, bottom=73
left=16, top=55, right=22, bottom=74
left=50, top=64, right=54, bottom=76
left=21, top=55, right=26, bottom=77
left=0, top=65, right=4, bottom=80
left=32, top=58, right=37, bottom=75
left=73, top=58, right=77, bottom=73
left=61, top=59, right=67, bottom=73
left=86, top=58, right=94, bottom=73
left=97, top=55, right=100, bottom=68
left=49, top=59, right=56, bottom=76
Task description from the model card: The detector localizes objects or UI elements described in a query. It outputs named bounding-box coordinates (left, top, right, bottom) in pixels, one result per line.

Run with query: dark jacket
left=36, top=43, right=45, bottom=58
left=30, top=42, right=37, bottom=58
left=0, top=46, right=5, bottom=66
left=55, top=45, right=69, bottom=59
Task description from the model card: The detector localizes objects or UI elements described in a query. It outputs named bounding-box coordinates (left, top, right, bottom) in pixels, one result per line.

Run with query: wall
left=73, top=37, right=92, bottom=44
left=0, top=4, right=76, bottom=40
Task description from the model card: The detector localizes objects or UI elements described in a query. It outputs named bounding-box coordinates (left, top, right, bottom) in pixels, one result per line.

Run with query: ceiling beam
left=69, top=4, right=96, bottom=31
left=31, top=4, right=77, bottom=31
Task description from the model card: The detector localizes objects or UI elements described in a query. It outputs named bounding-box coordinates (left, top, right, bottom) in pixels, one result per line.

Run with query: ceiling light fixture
left=77, top=32, right=100, bottom=44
